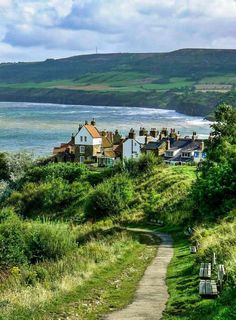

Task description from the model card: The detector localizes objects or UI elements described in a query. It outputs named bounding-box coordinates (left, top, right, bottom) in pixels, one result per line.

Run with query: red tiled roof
left=84, top=125, right=101, bottom=138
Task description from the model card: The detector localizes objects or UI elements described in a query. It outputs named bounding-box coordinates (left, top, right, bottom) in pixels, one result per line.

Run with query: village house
left=53, top=122, right=207, bottom=167
left=143, top=128, right=173, bottom=156
left=164, top=132, right=206, bottom=165
left=53, top=120, right=122, bottom=166
left=122, top=128, right=148, bottom=160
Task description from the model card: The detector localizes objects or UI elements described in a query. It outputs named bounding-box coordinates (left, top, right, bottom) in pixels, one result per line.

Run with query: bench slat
left=199, top=280, right=218, bottom=297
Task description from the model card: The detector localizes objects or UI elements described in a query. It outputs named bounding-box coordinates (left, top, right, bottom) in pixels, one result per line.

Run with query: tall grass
left=193, top=216, right=236, bottom=277
left=0, top=221, right=147, bottom=320
left=134, top=165, right=196, bottom=225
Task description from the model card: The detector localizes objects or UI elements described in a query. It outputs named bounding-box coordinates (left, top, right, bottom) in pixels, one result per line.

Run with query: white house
left=74, top=120, right=102, bottom=163
left=122, top=129, right=147, bottom=160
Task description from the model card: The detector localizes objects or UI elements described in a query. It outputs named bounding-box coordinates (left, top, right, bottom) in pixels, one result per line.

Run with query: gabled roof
left=145, top=140, right=166, bottom=150
left=84, top=125, right=101, bottom=138
left=168, top=139, right=203, bottom=151
left=102, top=136, right=113, bottom=148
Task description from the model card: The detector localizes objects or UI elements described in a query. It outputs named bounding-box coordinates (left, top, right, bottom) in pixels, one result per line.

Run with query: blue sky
left=0, top=0, right=236, bottom=62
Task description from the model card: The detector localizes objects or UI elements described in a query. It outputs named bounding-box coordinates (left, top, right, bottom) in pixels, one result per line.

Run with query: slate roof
left=164, top=139, right=204, bottom=163
left=145, top=140, right=165, bottom=150
left=168, top=139, right=203, bottom=151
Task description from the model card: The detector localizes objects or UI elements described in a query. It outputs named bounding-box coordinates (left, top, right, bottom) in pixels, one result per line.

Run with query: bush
left=0, top=207, right=20, bottom=223
left=137, top=153, right=162, bottom=173
left=21, top=163, right=88, bottom=184
left=7, top=179, right=92, bottom=218
left=0, top=208, right=77, bottom=267
left=0, top=153, right=9, bottom=180
left=5, top=151, right=34, bottom=182
left=0, top=219, right=29, bottom=267
left=27, top=221, right=76, bottom=263
left=84, top=174, right=134, bottom=220
left=113, top=153, right=162, bottom=177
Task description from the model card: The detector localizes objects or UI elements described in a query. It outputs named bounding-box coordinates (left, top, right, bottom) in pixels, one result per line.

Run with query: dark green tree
left=192, top=104, right=236, bottom=219
left=0, top=153, right=9, bottom=181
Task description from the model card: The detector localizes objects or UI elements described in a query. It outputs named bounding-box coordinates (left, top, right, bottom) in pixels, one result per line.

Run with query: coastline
left=0, top=87, right=224, bottom=119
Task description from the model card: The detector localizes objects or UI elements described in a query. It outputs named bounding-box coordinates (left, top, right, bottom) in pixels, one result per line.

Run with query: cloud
left=0, top=0, right=236, bottom=62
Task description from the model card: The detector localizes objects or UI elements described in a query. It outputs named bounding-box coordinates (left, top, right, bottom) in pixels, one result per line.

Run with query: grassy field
left=160, top=223, right=236, bottom=320
left=0, top=156, right=235, bottom=319
left=0, top=222, right=158, bottom=320
left=0, top=71, right=234, bottom=93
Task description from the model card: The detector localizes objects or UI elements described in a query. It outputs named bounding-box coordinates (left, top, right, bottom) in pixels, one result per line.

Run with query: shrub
left=26, top=220, right=77, bottom=263
left=4, top=151, right=34, bottom=183
left=84, top=174, right=134, bottom=220
left=0, top=153, right=9, bottom=180
left=137, top=153, right=162, bottom=173
left=22, top=163, right=88, bottom=184
left=0, top=207, right=20, bottom=223
left=113, top=153, right=162, bottom=177
left=7, top=179, right=92, bottom=218
left=0, top=219, right=29, bottom=267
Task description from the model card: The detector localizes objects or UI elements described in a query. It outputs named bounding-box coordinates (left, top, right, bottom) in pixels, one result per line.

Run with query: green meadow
left=0, top=105, right=235, bottom=319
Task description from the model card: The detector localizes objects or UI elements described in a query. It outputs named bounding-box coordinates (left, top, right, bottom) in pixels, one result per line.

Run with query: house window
left=80, top=146, right=85, bottom=153
left=194, top=152, right=199, bottom=158
left=80, top=136, right=83, bottom=142
left=182, top=152, right=191, bottom=158
left=80, top=156, right=85, bottom=163
left=166, top=151, right=173, bottom=157
left=84, top=136, right=87, bottom=142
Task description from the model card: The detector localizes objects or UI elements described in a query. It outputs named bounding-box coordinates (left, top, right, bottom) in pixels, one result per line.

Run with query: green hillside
left=0, top=105, right=235, bottom=319
left=0, top=49, right=236, bottom=117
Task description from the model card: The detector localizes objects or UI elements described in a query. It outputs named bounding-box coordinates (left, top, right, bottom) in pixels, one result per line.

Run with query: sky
left=0, top=0, right=236, bottom=62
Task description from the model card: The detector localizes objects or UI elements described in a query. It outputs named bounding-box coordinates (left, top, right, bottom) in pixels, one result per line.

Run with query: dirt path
left=104, top=232, right=173, bottom=320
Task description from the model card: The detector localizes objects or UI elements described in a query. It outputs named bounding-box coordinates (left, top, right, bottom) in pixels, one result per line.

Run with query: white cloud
left=0, top=0, right=236, bottom=61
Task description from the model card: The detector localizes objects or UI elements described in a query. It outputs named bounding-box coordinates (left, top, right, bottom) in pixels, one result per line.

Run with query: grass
left=0, top=162, right=235, bottom=319
left=0, top=224, right=158, bottom=320
left=3, top=72, right=236, bottom=94
left=199, top=75, right=236, bottom=85
left=134, top=165, right=196, bottom=225
left=153, top=223, right=236, bottom=320
left=0, top=73, right=194, bottom=92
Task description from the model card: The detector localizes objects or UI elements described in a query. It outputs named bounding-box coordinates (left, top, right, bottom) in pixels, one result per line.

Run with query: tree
left=192, top=104, right=236, bottom=219
left=0, top=153, right=9, bottom=181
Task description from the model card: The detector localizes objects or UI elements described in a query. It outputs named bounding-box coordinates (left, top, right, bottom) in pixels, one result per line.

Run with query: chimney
left=91, top=118, right=96, bottom=126
left=176, top=131, right=180, bottom=140
left=71, top=133, right=75, bottom=145
left=166, top=139, right=171, bottom=150
left=85, top=120, right=88, bottom=125
left=78, top=124, right=83, bottom=131
left=200, top=141, right=204, bottom=151
left=192, top=131, right=197, bottom=141
left=101, top=130, right=107, bottom=137
left=170, top=128, right=176, bottom=139
left=139, top=127, right=148, bottom=136
left=113, top=129, right=121, bottom=144
left=128, top=128, right=136, bottom=139
left=150, top=128, right=158, bottom=138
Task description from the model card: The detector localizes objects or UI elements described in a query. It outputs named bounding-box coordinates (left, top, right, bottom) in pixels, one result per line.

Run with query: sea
left=0, top=102, right=211, bottom=156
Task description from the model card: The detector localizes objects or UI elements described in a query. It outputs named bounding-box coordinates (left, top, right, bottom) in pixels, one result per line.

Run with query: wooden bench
left=199, top=280, right=218, bottom=298
left=184, top=227, right=193, bottom=236
left=199, top=263, right=211, bottom=279
left=190, top=246, right=197, bottom=254
left=217, top=264, right=226, bottom=291
left=212, top=252, right=217, bottom=268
